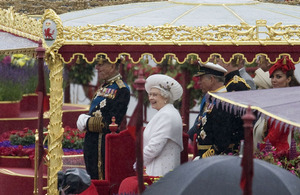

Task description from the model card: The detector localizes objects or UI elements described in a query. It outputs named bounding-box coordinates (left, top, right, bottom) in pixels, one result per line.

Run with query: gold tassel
left=145, top=55, right=149, bottom=64
left=213, top=56, right=217, bottom=64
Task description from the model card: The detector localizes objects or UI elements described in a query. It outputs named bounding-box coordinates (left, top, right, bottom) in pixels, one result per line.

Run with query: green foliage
left=10, top=130, right=35, bottom=146
left=67, top=56, right=96, bottom=85
left=0, top=81, right=23, bottom=101
left=7, top=127, right=85, bottom=150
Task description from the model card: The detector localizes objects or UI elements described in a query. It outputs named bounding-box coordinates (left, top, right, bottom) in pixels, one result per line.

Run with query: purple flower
left=1, top=56, right=11, bottom=65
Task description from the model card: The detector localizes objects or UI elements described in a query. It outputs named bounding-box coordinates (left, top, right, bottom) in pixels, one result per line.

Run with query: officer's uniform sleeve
left=188, top=114, right=200, bottom=141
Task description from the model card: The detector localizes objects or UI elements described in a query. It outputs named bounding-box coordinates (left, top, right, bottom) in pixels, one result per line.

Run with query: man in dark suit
left=216, top=55, right=251, bottom=92
left=188, top=62, right=244, bottom=158
left=77, top=55, right=130, bottom=179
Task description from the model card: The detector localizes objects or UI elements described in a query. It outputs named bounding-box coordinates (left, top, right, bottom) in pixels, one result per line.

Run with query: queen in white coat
left=143, top=74, right=183, bottom=176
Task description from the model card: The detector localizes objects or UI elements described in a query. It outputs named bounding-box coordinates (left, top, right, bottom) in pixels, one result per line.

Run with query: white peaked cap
left=195, top=62, right=227, bottom=76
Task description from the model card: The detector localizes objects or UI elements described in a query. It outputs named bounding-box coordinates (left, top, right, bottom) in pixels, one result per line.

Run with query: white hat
left=254, top=68, right=272, bottom=89
left=195, top=62, right=227, bottom=76
left=145, top=74, right=183, bottom=101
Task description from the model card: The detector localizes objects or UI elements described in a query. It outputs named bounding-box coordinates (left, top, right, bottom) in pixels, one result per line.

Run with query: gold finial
left=121, top=56, right=126, bottom=64
left=76, top=56, right=81, bottom=64
left=283, top=56, right=287, bottom=65
left=99, top=55, right=103, bottom=65
left=168, top=56, right=172, bottom=65
left=190, top=56, right=194, bottom=64
left=236, top=56, right=240, bottom=65
left=259, top=56, right=263, bottom=64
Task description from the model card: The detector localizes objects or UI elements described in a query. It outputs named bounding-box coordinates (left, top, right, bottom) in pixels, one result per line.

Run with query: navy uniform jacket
left=225, top=70, right=251, bottom=92
left=188, top=99, right=244, bottom=158
left=84, top=75, right=130, bottom=180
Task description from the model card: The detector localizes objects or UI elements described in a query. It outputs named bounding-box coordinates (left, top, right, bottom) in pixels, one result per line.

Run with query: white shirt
left=143, top=104, right=183, bottom=176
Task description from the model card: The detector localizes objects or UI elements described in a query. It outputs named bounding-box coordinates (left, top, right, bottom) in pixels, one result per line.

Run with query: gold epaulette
left=226, top=75, right=251, bottom=89
left=116, top=79, right=126, bottom=88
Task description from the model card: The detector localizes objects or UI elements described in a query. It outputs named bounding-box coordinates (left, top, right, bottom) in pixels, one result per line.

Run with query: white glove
left=77, top=114, right=91, bottom=131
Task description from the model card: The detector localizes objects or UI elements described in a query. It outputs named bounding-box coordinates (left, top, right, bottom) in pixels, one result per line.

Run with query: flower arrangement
left=66, top=56, right=96, bottom=85
left=0, top=55, right=26, bottom=101
left=0, top=54, right=50, bottom=101
left=0, top=126, right=85, bottom=158
left=254, top=131, right=300, bottom=177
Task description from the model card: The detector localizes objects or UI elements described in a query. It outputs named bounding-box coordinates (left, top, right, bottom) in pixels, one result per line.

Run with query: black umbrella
left=58, top=168, right=91, bottom=195
left=143, top=155, right=300, bottom=195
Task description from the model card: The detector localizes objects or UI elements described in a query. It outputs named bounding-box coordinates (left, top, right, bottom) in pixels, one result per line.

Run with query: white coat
left=143, top=104, right=183, bottom=176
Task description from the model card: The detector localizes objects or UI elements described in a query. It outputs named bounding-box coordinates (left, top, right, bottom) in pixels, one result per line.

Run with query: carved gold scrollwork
left=41, top=8, right=65, bottom=195
left=62, top=20, right=300, bottom=45
left=41, top=9, right=65, bottom=64
left=0, top=7, right=42, bottom=42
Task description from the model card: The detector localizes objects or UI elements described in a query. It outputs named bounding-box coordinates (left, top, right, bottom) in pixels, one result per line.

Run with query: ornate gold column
left=41, top=9, right=65, bottom=195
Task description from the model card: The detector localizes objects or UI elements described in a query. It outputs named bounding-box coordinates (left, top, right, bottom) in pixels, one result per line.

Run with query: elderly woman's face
left=148, top=88, right=167, bottom=111
left=270, top=69, right=291, bottom=88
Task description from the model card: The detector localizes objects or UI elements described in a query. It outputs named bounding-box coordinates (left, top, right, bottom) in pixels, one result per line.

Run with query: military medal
left=201, top=115, right=207, bottom=126
left=95, top=87, right=117, bottom=99
left=100, top=99, right=106, bottom=108
left=200, top=129, right=207, bottom=140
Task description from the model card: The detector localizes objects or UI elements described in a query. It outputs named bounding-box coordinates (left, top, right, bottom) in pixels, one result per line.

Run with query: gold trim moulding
left=63, top=40, right=300, bottom=46
left=0, top=156, right=29, bottom=159
left=0, top=117, right=41, bottom=121
left=62, top=165, right=85, bottom=168
left=0, top=100, right=21, bottom=104
left=63, top=103, right=88, bottom=108
left=0, top=25, right=42, bottom=42
left=62, top=154, right=83, bottom=159
left=0, top=48, right=37, bottom=57
left=0, top=168, right=47, bottom=178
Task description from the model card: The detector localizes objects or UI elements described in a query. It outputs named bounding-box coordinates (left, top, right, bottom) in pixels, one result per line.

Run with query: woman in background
left=259, top=56, right=299, bottom=154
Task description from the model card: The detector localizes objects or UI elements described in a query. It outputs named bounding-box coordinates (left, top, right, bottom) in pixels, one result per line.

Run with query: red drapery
left=58, top=44, right=300, bottom=64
